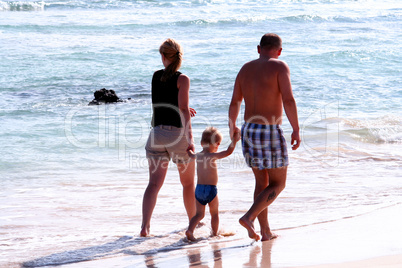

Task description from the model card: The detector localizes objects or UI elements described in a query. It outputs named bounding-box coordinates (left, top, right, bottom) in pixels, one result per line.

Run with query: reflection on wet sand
left=186, top=245, right=223, bottom=268
left=243, top=240, right=274, bottom=268
left=212, top=244, right=223, bottom=268
left=144, top=253, right=156, bottom=268
left=182, top=239, right=274, bottom=268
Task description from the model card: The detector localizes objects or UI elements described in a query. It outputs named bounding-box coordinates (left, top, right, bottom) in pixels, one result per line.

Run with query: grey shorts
left=145, top=125, right=192, bottom=164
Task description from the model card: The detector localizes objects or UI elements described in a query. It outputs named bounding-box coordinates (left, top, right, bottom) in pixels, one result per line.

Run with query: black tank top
left=151, top=69, right=182, bottom=128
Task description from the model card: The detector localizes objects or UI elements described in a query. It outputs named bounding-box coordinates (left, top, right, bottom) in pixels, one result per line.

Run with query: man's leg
left=251, top=167, right=274, bottom=241
left=177, top=160, right=196, bottom=221
left=141, top=158, right=169, bottom=237
left=239, top=166, right=287, bottom=240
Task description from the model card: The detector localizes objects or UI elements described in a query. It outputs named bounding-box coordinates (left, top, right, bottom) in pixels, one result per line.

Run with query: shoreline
left=20, top=203, right=402, bottom=268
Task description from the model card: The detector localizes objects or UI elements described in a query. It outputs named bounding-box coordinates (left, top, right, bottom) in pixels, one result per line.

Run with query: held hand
left=291, top=130, right=301, bottom=150
left=187, top=142, right=195, bottom=153
left=187, top=149, right=195, bottom=157
left=189, top=108, right=197, bottom=117
left=187, top=143, right=196, bottom=158
left=230, top=126, right=241, bottom=141
left=233, top=131, right=241, bottom=142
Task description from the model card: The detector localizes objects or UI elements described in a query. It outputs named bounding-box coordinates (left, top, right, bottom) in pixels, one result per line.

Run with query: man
left=229, top=33, right=301, bottom=241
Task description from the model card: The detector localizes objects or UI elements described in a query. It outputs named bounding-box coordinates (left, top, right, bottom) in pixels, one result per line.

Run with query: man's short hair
left=201, top=127, right=222, bottom=145
left=260, top=33, right=282, bottom=50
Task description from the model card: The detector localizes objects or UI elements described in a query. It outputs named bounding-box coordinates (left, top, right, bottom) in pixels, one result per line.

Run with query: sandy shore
left=21, top=203, right=401, bottom=267
left=301, top=254, right=402, bottom=268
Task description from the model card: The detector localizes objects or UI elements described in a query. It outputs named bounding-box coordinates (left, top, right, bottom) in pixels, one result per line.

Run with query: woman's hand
left=187, top=142, right=195, bottom=153
left=189, top=107, right=196, bottom=117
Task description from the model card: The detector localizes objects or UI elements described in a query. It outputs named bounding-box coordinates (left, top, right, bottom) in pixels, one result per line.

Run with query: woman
left=141, top=38, right=196, bottom=237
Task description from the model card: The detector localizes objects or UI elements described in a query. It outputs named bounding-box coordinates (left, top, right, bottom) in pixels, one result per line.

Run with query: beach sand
left=22, top=203, right=401, bottom=268
left=301, top=254, right=402, bottom=268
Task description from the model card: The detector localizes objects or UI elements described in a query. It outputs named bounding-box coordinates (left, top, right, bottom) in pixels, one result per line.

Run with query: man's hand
left=291, top=130, right=301, bottom=150
left=230, top=126, right=241, bottom=141
left=232, top=130, right=241, bottom=142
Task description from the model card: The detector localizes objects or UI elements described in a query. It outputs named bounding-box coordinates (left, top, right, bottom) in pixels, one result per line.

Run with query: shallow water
left=0, top=0, right=401, bottom=266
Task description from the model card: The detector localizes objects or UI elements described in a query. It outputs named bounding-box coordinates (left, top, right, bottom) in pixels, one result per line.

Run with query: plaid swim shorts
left=241, top=123, right=289, bottom=169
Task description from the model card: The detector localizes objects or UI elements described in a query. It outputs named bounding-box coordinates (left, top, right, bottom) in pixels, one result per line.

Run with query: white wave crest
left=0, top=1, right=45, bottom=11
left=342, top=115, right=402, bottom=143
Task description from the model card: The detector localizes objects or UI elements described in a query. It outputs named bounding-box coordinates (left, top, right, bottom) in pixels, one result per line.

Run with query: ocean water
left=0, top=0, right=401, bottom=266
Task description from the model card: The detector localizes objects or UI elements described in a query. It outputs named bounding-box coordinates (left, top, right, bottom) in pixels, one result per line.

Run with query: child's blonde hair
left=201, top=127, right=222, bottom=146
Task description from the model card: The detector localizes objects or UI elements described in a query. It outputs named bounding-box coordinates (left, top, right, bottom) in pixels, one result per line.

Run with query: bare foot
left=140, top=226, right=149, bottom=237
left=185, top=230, right=196, bottom=242
left=261, top=232, right=278, bottom=241
left=239, top=216, right=261, bottom=241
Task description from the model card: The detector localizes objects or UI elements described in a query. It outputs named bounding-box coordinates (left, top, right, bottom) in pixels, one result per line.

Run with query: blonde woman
left=141, top=39, right=196, bottom=237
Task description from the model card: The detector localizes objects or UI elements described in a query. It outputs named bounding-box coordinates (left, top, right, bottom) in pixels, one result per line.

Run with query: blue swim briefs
left=195, top=184, right=217, bottom=205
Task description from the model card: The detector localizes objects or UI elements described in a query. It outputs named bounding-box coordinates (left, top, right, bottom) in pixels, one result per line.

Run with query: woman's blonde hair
left=159, top=38, right=183, bottom=82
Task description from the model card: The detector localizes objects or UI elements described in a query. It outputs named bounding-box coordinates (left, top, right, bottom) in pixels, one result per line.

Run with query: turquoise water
left=0, top=0, right=401, bottom=266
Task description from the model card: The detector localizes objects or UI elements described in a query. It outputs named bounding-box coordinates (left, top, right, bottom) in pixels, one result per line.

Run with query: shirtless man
left=228, top=33, right=301, bottom=241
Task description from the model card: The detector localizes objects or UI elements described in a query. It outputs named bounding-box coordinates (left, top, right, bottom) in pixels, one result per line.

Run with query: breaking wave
left=0, top=1, right=45, bottom=11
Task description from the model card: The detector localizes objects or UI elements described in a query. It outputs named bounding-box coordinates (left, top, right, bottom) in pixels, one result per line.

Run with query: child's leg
left=186, top=201, right=206, bottom=241
left=208, top=195, right=219, bottom=236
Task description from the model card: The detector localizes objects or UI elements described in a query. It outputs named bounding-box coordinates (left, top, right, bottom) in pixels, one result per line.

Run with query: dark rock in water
left=88, top=88, right=124, bottom=105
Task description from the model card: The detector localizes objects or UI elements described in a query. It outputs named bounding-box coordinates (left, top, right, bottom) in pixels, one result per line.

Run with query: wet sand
left=41, top=203, right=402, bottom=268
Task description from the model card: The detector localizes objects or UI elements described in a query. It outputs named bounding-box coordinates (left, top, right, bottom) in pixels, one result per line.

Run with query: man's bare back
left=236, top=58, right=290, bottom=125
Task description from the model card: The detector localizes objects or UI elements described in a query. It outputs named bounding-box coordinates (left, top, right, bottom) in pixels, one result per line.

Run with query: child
left=185, top=126, right=240, bottom=241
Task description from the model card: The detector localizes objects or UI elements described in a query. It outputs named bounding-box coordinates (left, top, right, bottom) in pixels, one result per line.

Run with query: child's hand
left=187, top=142, right=194, bottom=152
left=187, top=147, right=196, bottom=158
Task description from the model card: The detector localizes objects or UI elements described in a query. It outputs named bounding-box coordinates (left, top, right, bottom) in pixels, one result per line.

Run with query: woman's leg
left=177, top=160, right=196, bottom=221
left=140, top=158, right=169, bottom=237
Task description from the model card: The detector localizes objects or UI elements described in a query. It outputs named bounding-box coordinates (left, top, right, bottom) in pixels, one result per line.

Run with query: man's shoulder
left=242, top=58, right=287, bottom=67
left=243, top=59, right=259, bottom=67
left=268, top=58, right=287, bottom=65
left=266, top=59, right=289, bottom=73
left=238, top=59, right=258, bottom=74
left=272, top=58, right=289, bottom=68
